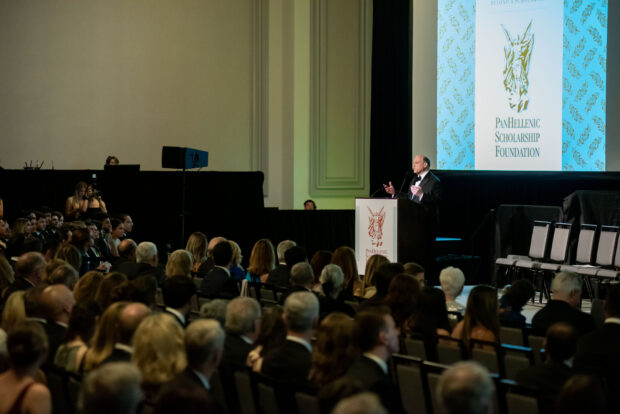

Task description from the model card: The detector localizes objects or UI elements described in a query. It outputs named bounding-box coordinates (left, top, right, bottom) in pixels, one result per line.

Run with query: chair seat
left=496, top=258, right=517, bottom=266
left=596, top=269, right=619, bottom=279
left=539, top=263, right=561, bottom=271
left=515, top=260, right=540, bottom=269
left=560, top=265, right=585, bottom=273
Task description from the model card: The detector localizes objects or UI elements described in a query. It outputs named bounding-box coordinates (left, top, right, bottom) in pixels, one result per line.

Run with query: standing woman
left=66, top=181, right=88, bottom=220
left=85, top=185, right=108, bottom=218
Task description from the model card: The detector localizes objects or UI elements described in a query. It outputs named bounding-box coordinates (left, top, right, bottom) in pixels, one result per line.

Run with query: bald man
left=102, top=302, right=151, bottom=364
left=110, top=238, right=140, bottom=279
left=41, top=284, right=76, bottom=362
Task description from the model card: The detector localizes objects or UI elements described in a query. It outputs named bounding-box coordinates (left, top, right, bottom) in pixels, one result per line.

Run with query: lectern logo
left=367, top=207, right=386, bottom=247
left=502, top=20, right=534, bottom=113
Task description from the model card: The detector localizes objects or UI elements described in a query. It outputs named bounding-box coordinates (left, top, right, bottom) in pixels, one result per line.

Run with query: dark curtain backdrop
left=369, top=0, right=412, bottom=195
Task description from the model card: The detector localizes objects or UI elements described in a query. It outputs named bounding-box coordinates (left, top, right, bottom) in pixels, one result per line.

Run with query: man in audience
left=135, top=241, right=166, bottom=283
left=404, top=262, right=425, bottom=287
left=40, top=284, right=76, bottom=363
left=48, top=211, right=63, bottom=239
left=531, top=271, right=596, bottom=336
left=332, top=393, right=387, bottom=414
left=200, top=241, right=239, bottom=299
left=78, top=362, right=143, bottom=414
left=516, top=322, right=577, bottom=412
left=346, top=308, right=403, bottom=414
left=574, top=283, right=620, bottom=412
left=437, top=361, right=494, bottom=414
left=358, top=263, right=404, bottom=312
left=33, top=212, right=48, bottom=242
left=262, top=291, right=319, bottom=387
left=222, top=297, right=261, bottom=372
left=102, top=302, right=151, bottom=364
left=0, top=218, right=11, bottom=251
left=279, top=262, right=315, bottom=304
left=162, top=275, right=196, bottom=327
left=129, top=275, right=159, bottom=310
left=117, top=213, right=134, bottom=237
left=5, top=252, right=46, bottom=297
left=110, top=239, right=139, bottom=278
left=200, top=236, right=227, bottom=274
left=266, top=239, right=296, bottom=288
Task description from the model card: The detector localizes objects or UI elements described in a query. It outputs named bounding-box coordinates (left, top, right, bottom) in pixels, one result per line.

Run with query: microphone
left=397, top=170, right=413, bottom=197
left=370, top=186, right=386, bottom=197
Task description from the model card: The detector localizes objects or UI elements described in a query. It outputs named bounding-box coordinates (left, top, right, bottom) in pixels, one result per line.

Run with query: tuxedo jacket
left=222, top=334, right=253, bottom=373
left=261, top=339, right=312, bottom=388
left=200, top=267, right=239, bottom=299
left=531, top=300, right=596, bottom=337
left=346, top=356, right=404, bottom=414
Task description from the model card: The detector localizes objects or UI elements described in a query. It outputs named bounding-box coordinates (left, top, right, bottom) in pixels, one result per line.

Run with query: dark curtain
left=369, top=0, right=412, bottom=195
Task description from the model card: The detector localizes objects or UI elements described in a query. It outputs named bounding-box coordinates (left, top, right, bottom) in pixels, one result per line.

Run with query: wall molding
left=309, top=0, right=372, bottom=196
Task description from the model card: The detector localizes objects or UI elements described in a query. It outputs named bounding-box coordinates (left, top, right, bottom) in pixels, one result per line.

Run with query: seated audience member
left=222, top=297, right=261, bottom=372
left=1, top=291, right=26, bottom=333
left=165, top=249, right=193, bottom=279
left=410, top=287, right=452, bottom=361
left=317, top=377, right=365, bottom=414
left=318, top=264, right=355, bottom=319
left=93, top=214, right=113, bottom=259
left=362, top=254, right=389, bottom=298
left=332, top=393, right=387, bottom=414
left=153, top=385, right=214, bottom=414
left=66, top=181, right=88, bottom=220
left=162, top=276, right=196, bottom=327
left=107, top=218, right=125, bottom=257
left=47, top=211, right=62, bottom=240
left=94, top=272, right=129, bottom=311
left=346, top=308, right=403, bottom=414
left=102, top=303, right=151, bottom=365
left=110, top=239, right=139, bottom=278
left=246, top=306, right=286, bottom=372
left=132, top=313, right=187, bottom=407
left=42, top=239, right=61, bottom=264
left=246, top=238, right=276, bottom=284
left=0, top=219, right=11, bottom=254
left=32, top=212, right=47, bottom=242
left=199, top=236, right=225, bottom=274
left=310, top=250, right=333, bottom=293
left=70, top=227, right=94, bottom=274
left=386, top=273, right=421, bottom=334
left=439, top=266, right=466, bottom=315
left=228, top=240, right=246, bottom=281
left=331, top=246, right=360, bottom=298
left=133, top=241, right=165, bottom=283
left=452, top=285, right=499, bottom=350
left=554, top=375, right=608, bottom=414
left=117, top=213, right=133, bottom=238
left=5, top=252, right=46, bottom=298
left=200, top=241, right=239, bottom=299
left=261, top=292, right=319, bottom=387
left=516, top=322, right=577, bottom=412
left=40, top=284, right=76, bottom=363
left=78, top=362, right=143, bottom=414
left=404, top=262, right=425, bottom=288
left=437, top=361, right=494, bottom=414
left=43, top=259, right=65, bottom=282
left=0, top=322, right=51, bottom=414
left=185, top=232, right=208, bottom=274
left=499, top=279, right=535, bottom=327
left=54, top=244, right=83, bottom=276
left=54, top=302, right=99, bottom=372
left=358, top=263, right=405, bottom=312
left=0, top=255, right=15, bottom=301
left=129, top=275, right=158, bottom=310
left=83, top=302, right=129, bottom=372
left=304, top=199, right=316, bottom=210
left=531, top=271, right=595, bottom=337
left=279, top=262, right=315, bottom=304
left=310, top=312, right=359, bottom=388
left=200, top=299, right=229, bottom=327
left=46, top=264, right=79, bottom=290
left=6, top=217, right=32, bottom=258
left=73, top=270, right=104, bottom=305
left=266, top=239, right=297, bottom=287
left=574, top=282, right=620, bottom=412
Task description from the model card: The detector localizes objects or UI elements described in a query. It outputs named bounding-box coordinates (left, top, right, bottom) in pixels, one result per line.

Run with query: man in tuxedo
left=162, top=275, right=196, bottom=327
left=261, top=291, right=319, bottom=387
left=437, top=361, right=494, bottom=414
left=134, top=241, right=166, bottom=284
left=531, top=271, right=596, bottom=337
left=222, top=297, right=261, bottom=372
left=102, top=302, right=151, bottom=364
left=110, top=239, right=139, bottom=278
left=200, top=241, right=239, bottom=299
left=346, top=308, right=403, bottom=414
left=5, top=252, right=46, bottom=299
left=574, top=283, right=620, bottom=412
left=279, top=262, right=315, bottom=304
left=40, top=284, right=76, bottom=364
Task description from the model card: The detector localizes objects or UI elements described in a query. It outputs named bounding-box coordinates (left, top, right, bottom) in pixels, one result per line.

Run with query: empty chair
left=560, top=224, right=598, bottom=273
left=595, top=230, right=620, bottom=280
left=574, top=226, right=620, bottom=297
left=496, top=221, right=551, bottom=283
left=535, top=223, right=572, bottom=302
left=500, top=326, right=525, bottom=347
left=393, top=354, right=426, bottom=414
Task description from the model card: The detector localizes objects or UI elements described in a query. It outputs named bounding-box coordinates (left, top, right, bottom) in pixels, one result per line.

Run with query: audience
left=499, top=279, right=535, bottom=327
left=6, top=252, right=46, bottom=297
left=200, top=241, right=239, bottom=299
left=410, top=287, right=452, bottom=361
left=309, top=250, right=333, bottom=292
left=437, top=361, right=494, bottom=414
left=279, top=262, right=315, bottom=304
left=165, top=249, right=193, bottom=279
left=73, top=270, right=104, bottom=304
left=246, top=306, right=287, bottom=372
left=40, top=284, right=76, bottom=362
left=332, top=393, right=387, bottom=414
left=228, top=240, right=246, bottom=281
left=357, top=263, right=404, bottom=312
left=162, top=275, right=196, bottom=327
left=331, top=246, right=360, bottom=298
left=94, top=272, right=128, bottom=311
left=54, top=302, right=99, bottom=372
left=222, top=297, right=261, bottom=373
left=554, top=375, right=608, bottom=414
left=199, top=299, right=229, bottom=326
left=266, top=240, right=296, bottom=287
left=101, top=303, right=151, bottom=365
left=318, top=264, right=355, bottom=319
left=439, top=266, right=466, bottom=315
left=403, top=262, right=425, bottom=288
left=386, top=273, right=421, bottom=334
left=1, top=291, right=26, bottom=333
left=451, top=285, right=499, bottom=350
left=84, top=302, right=129, bottom=371
left=361, top=254, right=389, bottom=298
left=185, top=232, right=208, bottom=274
left=78, top=362, right=142, bottom=414
left=246, top=238, right=276, bottom=284
left=134, top=241, right=165, bottom=283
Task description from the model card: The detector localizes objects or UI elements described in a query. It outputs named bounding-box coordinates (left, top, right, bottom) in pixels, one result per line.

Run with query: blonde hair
left=185, top=232, right=208, bottom=272
left=1, top=290, right=26, bottom=333
left=132, top=313, right=186, bottom=384
left=247, top=239, right=276, bottom=276
left=363, top=254, right=389, bottom=295
left=166, top=249, right=193, bottom=278
left=229, top=240, right=243, bottom=266
left=84, top=302, right=128, bottom=371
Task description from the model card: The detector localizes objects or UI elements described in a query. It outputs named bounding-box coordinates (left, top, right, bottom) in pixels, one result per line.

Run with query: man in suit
left=266, top=240, right=300, bottom=288
left=102, top=302, right=151, bottom=364
left=346, top=308, right=403, bottom=414
left=109, top=239, right=139, bottom=278
left=516, top=322, right=577, bottom=412
left=437, top=361, right=494, bottom=414
left=531, top=271, right=596, bottom=337
left=40, top=284, right=76, bottom=364
left=5, top=252, right=46, bottom=298
left=78, top=362, right=143, bottom=414
left=200, top=241, right=239, bottom=299
left=261, top=291, right=319, bottom=388
left=574, top=283, right=620, bottom=412
left=279, top=262, right=315, bottom=304
left=134, top=241, right=166, bottom=284
left=163, top=275, right=196, bottom=327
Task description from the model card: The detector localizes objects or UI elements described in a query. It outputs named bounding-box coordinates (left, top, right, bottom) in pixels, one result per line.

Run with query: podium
left=355, top=198, right=431, bottom=274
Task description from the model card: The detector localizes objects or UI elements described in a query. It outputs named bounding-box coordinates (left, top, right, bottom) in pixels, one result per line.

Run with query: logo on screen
left=502, top=20, right=534, bottom=113
left=367, top=207, right=386, bottom=247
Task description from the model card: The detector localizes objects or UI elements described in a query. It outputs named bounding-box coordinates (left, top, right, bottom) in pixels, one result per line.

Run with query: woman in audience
left=246, top=306, right=286, bottom=372
left=185, top=232, right=208, bottom=274
left=386, top=273, right=421, bottom=334
left=65, top=181, right=88, bottom=220
left=43, top=259, right=65, bottom=282
left=331, top=246, right=361, bottom=299
left=0, top=322, right=51, bottom=414
left=439, top=266, right=466, bottom=315
left=246, top=238, right=276, bottom=284
left=165, top=249, right=193, bottom=279
left=319, top=264, right=355, bottom=319
left=6, top=218, right=32, bottom=258
left=85, top=184, right=108, bottom=218
left=132, top=313, right=186, bottom=406
left=54, top=244, right=82, bottom=276
left=1, top=291, right=26, bottom=333
left=0, top=255, right=15, bottom=299
left=94, top=272, right=129, bottom=311
left=54, top=302, right=98, bottom=372
left=362, top=254, right=389, bottom=299
left=310, top=250, right=333, bottom=292
left=410, top=287, right=452, bottom=361
left=107, top=218, right=124, bottom=257
left=499, top=279, right=535, bottom=327
left=451, top=285, right=499, bottom=350
left=229, top=240, right=246, bottom=281
left=83, top=301, right=128, bottom=372
left=73, top=270, right=104, bottom=304
left=310, top=312, right=359, bottom=388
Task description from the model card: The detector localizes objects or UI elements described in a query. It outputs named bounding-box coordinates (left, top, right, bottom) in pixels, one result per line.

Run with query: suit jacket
left=319, top=296, right=356, bottom=320
left=101, top=346, right=132, bottom=364
left=163, top=308, right=187, bottom=328
left=222, top=334, right=253, bottom=373
left=162, top=368, right=228, bottom=414
left=200, top=267, right=239, bottom=299
left=261, top=339, right=312, bottom=388
left=531, top=300, right=596, bottom=337
left=44, top=322, right=67, bottom=365
left=279, top=286, right=314, bottom=305
left=110, top=257, right=141, bottom=279
left=574, top=322, right=620, bottom=412
left=266, top=264, right=290, bottom=289
left=515, top=360, right=574, bottom=413
left=357, top=293, right=387, bottom=313
left=346, top=356, right=404, bottom=414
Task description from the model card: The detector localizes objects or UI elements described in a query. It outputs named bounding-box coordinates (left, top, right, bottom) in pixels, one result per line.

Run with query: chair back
left=499, top=326, right=524, bottom=347
left=46, top=367, right=71, bottom=414
left=526, top=335, right=545, bottom=365
left=528, top=221, right=551, bottom=259
left=234, top=371, right=257, bottom=414
left=393, top=355, right=426, bottom=414
left=596, top=226, right=619, bottom=266
left=436, top=336, right=466, bottom=365
left=575, top=224, right=597, bottom=264
left=295, top=393, right=320, bottom=414
left=422, top=361, right=449, bottom=414
left=404, top=336, right=428, bottom=360
left=502, top=344, right=534, bottom=381
left=549, top=223, right=572, bottom=262
left=257, top=382, right=280, bottom=414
